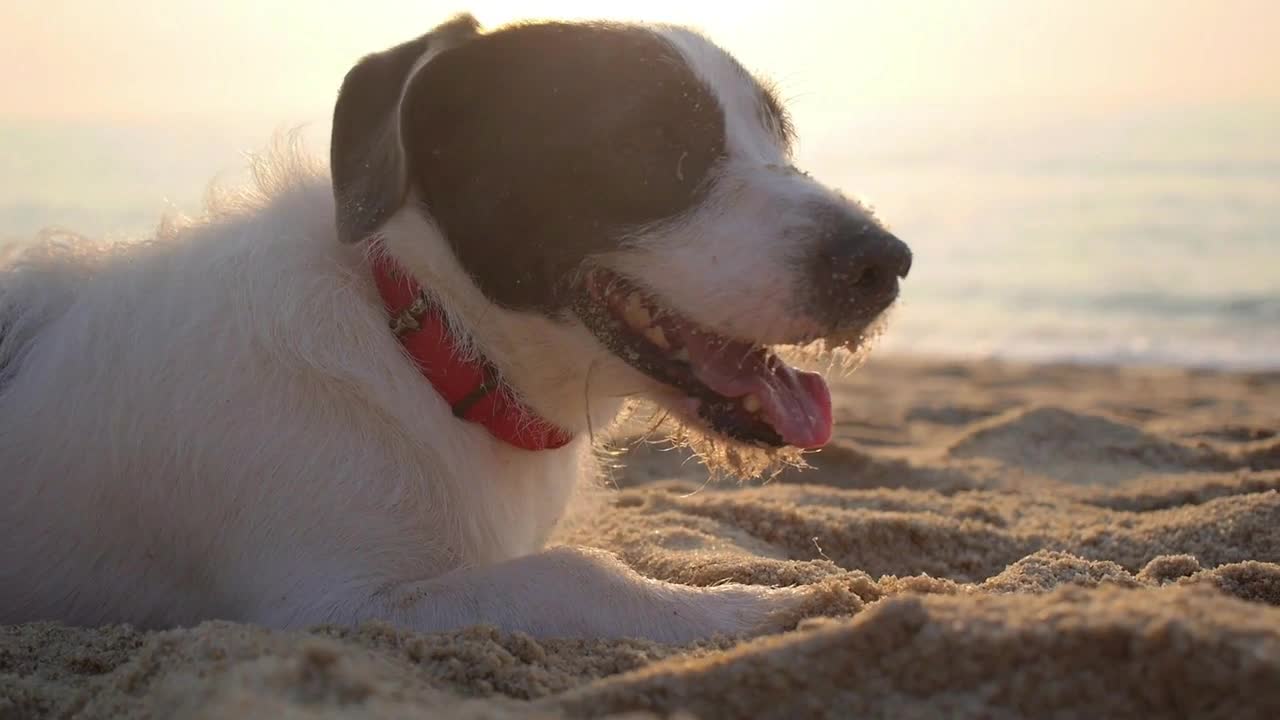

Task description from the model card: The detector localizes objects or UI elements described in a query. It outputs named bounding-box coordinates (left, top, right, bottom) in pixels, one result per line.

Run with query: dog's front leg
left=356, top=546, right=805, bottom=643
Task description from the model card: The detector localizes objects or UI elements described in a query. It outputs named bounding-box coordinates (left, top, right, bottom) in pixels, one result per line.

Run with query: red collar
left=369, top=249, right=574, bottom=451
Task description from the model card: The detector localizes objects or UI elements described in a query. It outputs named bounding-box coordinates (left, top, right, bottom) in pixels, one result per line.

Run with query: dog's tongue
left=682, top=332, right=833, bottom=449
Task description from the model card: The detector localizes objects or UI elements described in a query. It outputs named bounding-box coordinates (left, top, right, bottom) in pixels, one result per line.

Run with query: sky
left=3, top=0, right=1278, bottom=131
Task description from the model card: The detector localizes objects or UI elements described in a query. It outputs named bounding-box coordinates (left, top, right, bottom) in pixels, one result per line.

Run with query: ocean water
left=2, top=105, right=1278, bottom=370
left=813, top=103, right=1280, bottom=371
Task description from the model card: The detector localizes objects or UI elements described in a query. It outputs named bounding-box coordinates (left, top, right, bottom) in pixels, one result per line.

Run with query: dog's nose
left=811, top=221, right=912, bottom=325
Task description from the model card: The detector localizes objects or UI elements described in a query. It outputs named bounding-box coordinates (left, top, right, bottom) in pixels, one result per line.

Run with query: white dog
left=0, top=15, right=910, bottom=643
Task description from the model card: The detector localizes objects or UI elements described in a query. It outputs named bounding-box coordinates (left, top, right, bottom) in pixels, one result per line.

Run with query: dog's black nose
left=810, top=220, right=912, bottom=326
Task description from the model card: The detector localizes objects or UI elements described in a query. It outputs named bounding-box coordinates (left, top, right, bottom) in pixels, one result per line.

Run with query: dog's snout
left=810, top=220, right=912, bottom=325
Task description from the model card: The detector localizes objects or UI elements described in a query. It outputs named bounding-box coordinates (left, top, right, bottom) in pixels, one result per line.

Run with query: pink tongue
left=681, top=332, right=833, bottom=449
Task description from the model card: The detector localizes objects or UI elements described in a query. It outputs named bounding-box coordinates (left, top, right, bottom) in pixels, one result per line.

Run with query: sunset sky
left=4, top=0, right=1277, bottom=130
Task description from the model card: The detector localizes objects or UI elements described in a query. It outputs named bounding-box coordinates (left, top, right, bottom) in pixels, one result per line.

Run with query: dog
left=0, top=14, right=910, bottom=643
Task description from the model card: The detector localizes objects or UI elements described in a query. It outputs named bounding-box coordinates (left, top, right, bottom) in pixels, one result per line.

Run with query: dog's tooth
left=742, top=393, right=762, bottom=413
left=673, top=347, right=690, bottom=363
left=645, top=325, right=670, bottom=349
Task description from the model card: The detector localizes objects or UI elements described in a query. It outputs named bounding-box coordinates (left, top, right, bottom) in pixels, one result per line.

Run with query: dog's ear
left=330, top=13, right=480, bottom=244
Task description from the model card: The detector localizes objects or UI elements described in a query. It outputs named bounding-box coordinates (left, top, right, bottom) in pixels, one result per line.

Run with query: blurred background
left=2, top=0, right=1277, bottom=369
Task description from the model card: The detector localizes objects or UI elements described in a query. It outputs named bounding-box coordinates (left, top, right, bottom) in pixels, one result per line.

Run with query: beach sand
left=3, top=355, right=1279, bottom=719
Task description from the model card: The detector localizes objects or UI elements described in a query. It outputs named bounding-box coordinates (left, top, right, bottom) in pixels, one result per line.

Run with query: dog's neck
left=369, top=249, right=574, bottom=452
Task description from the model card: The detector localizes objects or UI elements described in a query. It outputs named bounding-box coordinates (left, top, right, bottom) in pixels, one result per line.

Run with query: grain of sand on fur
left=3, top=355, right=1279, bottom=719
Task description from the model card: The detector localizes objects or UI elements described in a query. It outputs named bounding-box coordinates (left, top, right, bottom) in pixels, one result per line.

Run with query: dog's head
left=332, top=14, right=911, bottom=465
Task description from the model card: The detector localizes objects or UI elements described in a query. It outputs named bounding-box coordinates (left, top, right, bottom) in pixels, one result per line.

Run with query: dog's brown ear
left=330, top=14, right=480, bottom=244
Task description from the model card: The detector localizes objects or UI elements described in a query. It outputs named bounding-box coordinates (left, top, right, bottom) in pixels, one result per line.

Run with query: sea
left=3, top=102, right=1278, bottom=371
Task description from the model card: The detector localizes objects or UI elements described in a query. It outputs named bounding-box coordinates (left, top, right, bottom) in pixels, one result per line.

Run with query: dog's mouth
left=574, top=268, right=832, bottom=449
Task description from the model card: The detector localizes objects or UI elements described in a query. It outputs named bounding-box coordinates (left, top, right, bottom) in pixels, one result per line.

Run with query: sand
left=3, top=354, right=1279, bottom=719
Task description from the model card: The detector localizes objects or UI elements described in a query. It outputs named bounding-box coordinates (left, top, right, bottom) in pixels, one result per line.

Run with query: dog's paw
left=674, top=583, right=812, bottom=641
left=677, top=571, right=892, bottom=642
left=691, top=578, right=874, bottom=639
left=499, top=547, right=810, bottom=644
left=537, top=548, right=879, bottom=643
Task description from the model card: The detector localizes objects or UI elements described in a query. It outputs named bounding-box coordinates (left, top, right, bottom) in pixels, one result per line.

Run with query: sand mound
left=948, top=406, right=1235, bottom=483
left=556, top=585, right=1280, bottom=719
left=3, top=356, right=1279, bottom=719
